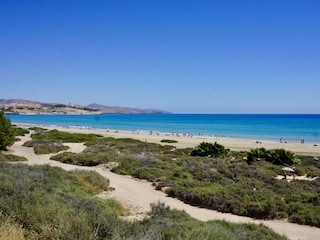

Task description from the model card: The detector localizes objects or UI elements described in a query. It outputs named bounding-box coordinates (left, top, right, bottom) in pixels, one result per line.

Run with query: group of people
left=280, top=138, right=306, bottom=144
left=280, top=138, right=287, bottom=144
left=283, top=166, right=296, bottom=180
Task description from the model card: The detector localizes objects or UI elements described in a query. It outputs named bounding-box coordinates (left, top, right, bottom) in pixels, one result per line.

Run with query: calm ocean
left=6, top=114, right=320, bottom=144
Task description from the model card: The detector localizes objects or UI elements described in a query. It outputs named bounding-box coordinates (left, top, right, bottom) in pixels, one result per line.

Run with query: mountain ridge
left=0, top=99, right=168, bottom=114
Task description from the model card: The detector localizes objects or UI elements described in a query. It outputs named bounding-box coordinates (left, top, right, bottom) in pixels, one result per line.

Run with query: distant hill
left=0, top=99, right=168, bottom=115
left=0, top=99, right=43, bottom=105
left=86, top=103, right=169, bottom=114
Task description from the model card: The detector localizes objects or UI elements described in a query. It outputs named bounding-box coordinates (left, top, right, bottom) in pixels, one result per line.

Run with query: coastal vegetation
left=247, top=148, right=299, bottom=165
left=14, top=127, right=30, bottom=137
left=0, top=152, right=27, bottom=163
left=43, top=129, right=320, bottom=227
left=0, top=163, right=286, bottom=240
left=1, top=127, right=319, bottom=238
left=23, top=128, right=102, bottom=155
left=190, top=141, right=229, bottom=157
left=160, top=139, right=178, bottom=143
left=0, top=111, right=15, bottom=150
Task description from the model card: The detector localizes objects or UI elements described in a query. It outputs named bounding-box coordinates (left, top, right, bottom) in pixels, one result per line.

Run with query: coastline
left=16, top=123, right=320, bottom=156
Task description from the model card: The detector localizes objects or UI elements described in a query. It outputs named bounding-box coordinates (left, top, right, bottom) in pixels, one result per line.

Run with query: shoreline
left=15, top=123, right=320, bottom=156
left=8, top=113, right=320, bottom=145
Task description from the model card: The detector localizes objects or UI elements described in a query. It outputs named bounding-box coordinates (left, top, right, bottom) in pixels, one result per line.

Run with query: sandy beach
left=5, top=126, right=320, bottom=240
left=19, top=124, right=320, bottom=156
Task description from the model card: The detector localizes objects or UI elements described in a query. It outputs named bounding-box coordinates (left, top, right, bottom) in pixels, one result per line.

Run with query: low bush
left=247, top=148, right=299, bottom=165
left=0, top=213, right=27, bottom=240
left=31, top=129, right=102, bottom=143
left=142, top=201, right=287, bottom=240
left=0, top=152, right=27, bottom=162
left=51, top=151, right=117, bottom=166
left=0, top=163, right=288, bottom=239
left=304, top=166, right=320, bottom=178
left=288, top=202, right=320, bottom=227
left=0, top=163, right=123, bottom=239
left=161, top=139, right=178, bottom=143
left=28, top=126, right=47, bottom=131
left=13, top=127, right=29, bottom=136
left=23, top=140, right=69, bottom=154
left=70, top=170, right=110, bottom=194
left=190, top=142, right=229, bottom=157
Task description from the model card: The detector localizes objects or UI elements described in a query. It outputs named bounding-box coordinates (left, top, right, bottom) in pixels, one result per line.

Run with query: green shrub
left=51, top=151, right=117, bottom=166
left=0, top=164, right=123, bottom=239
left=0, top=152, right=27, bottom=162
left=0, top=163, right=289, bottom=239
left=28, top=126, right=47, bottom=131
left=161, top=139, right=178, bottom=143
left=265, top=149, right=296, bottom=165
left=112, top=156, right=144, bottom=175
left=70, top=170, right=110, bottom=194
left=13, top=127, right=29, bottom=136
left=288, top=203, right=320, bottom=227
left=23, top=140, right=69, bottom=154
left=247, top=148, right=298, bottom=166
left=0, top=111, right=15, bottom=150
left=247, top=148, right=266, bottom=164
left=304, top=166, right=320, bottom=177
left=31, top=129, right=102, bottom=143
left=190, top=142, right=229, bottom=157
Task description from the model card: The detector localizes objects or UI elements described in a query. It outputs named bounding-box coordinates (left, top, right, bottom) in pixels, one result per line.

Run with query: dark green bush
left=13, top=127, right=29, bottom=136
left=247, top=148, right=266, bottom=164
left=247, top=148, right=298, bottom=166
left=265, top=149, right=296, bottom=165
left=161, top=139, right=178, bottom=143
left=190, top=142, right=229, bottom=157
left=0, top=111, right=15, bottom=150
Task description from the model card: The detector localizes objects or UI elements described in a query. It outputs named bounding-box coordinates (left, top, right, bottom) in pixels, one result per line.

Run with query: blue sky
left=0, top=0, right=319, bottom=113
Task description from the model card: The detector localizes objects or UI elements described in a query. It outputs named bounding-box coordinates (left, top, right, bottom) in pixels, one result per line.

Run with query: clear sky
left=0, top=0, right=319, bottom=113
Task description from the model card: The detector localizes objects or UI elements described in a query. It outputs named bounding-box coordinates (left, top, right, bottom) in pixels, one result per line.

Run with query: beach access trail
left=8, top=132, right=320, bottom=240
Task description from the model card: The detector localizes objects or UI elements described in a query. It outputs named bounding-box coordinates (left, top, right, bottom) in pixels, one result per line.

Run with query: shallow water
left=7, top=114, right=320, bottom=144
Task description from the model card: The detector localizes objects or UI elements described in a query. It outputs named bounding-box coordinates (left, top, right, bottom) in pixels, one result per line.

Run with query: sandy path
left=7, top=134, right=320, bottom=240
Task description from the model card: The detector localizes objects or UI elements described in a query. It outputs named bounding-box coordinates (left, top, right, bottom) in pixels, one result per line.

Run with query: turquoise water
left=6, top=114, right=320, bottom=144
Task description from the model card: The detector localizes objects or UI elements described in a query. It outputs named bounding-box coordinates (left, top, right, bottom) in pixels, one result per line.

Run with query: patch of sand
left=275, top=175, right=319, bottom=182
left=63, top=142, right=86, bottom=153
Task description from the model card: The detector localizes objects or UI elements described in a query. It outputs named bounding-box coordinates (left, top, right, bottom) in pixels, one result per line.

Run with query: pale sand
left=6, top=129, right=320, bottom=240
left=17, top=124, right=320, bottom=156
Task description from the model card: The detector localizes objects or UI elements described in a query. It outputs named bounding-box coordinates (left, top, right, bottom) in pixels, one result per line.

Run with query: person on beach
left=292, top=165, right=296, bottom=180
left=283, top=171, right=287, bottom=180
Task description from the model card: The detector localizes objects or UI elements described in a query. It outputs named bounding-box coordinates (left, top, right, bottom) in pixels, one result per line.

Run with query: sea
left=6, top=114, right=320, bottom=145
